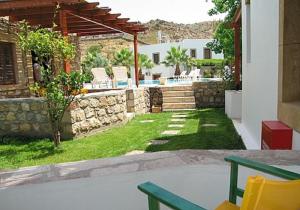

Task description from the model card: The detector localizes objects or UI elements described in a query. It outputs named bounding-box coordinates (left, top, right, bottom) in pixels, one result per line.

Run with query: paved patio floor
left=0, top=150, right=300, bottom=210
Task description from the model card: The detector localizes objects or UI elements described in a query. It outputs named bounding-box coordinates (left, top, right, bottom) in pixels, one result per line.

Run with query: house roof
left=0, top=0, right=147, bottom=36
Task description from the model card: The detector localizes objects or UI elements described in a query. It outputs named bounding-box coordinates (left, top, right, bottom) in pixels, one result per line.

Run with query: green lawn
left=0, top=109, right=245, bottom=169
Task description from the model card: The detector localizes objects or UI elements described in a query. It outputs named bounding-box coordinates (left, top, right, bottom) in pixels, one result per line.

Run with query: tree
left=17, top=22, right=88, bottom=147
left=112, top=48, right=134, bottom=76
left=138, top=54, right=154, bottom=80
left=162, top=46, right=189, bottom=76
left=207, top=0, right=240, bottom=60
left=81, top=45, right=111, bottom=81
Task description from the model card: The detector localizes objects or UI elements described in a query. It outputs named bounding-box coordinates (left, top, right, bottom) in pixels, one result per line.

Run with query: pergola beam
left=0, top=0, right=83, bottom=10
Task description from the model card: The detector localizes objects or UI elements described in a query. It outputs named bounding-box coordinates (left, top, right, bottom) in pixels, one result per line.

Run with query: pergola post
left=59, top=10, right=71, bottom=74
left=133, top=33, right=139, bottom=87
left=234, top=22, right=241, bottom=90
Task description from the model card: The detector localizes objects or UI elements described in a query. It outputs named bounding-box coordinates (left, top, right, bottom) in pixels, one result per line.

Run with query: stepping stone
left=149, top=140, right=169, bottom=146
left=172, top=115, right=187, bottom=118
left=202, top=124, right=218, bottom=127
left=171, top=119, right=186, bottom=122
left=168, top=124, right=184, bottom=128
left=161, top=130, right=180, bottom=135
left=140, top=120, right=155, bottom=123
left=125, top=150, right=145, bottom=156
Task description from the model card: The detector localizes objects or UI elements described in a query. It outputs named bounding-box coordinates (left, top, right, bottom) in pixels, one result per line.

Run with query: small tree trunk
left=53, top=130, right=61, bottom=147
left=175, top=64, right=181, bottom=76
left=51, top=120, right=61, bottom=147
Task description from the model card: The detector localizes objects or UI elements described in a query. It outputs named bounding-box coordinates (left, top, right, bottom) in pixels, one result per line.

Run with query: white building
left=237, top=0, right=300, bottom=150
left=138, top=39, right=224, bottom=79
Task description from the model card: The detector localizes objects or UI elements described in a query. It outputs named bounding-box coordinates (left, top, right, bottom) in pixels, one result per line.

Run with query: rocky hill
left=139, top=19, right=219, bottom=44
left=79, top=19, right=219, bottom=59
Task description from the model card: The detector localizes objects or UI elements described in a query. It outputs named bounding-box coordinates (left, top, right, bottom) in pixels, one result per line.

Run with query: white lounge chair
left=194, top=68, right=201, bottom=81
left=91, top=68, right=110, bottom=88
left=175, top=70, right=187, bottom=80
left=187, top=70, right=195, bottom=80
left=112, top=66, right=129, bottom=87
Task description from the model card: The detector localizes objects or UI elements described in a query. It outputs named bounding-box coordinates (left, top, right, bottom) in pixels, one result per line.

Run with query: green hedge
left=195, top=59, right=227, bottom=69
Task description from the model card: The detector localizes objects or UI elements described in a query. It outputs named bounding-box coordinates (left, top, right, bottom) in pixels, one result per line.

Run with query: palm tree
left=138, top=54, right=154, bottom=80
left=112, top=48, right=134, bottom=76
left=162, top=46, right=189, bottom=75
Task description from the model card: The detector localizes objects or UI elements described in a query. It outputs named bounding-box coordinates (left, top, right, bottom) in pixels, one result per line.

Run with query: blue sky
left=88, top=0, right=225, bottom=24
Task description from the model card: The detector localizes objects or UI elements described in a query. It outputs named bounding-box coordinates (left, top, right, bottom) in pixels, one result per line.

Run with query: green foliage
left=17, top=22, right=88, bottom=147
left=138, top=54, right=154, bottom=70
left=81, top=45, right=111, bottom=81
left=17, top=21, right=75, bottom=64
left=162, top=46, right=189, bottom=75
left=138, top=54, right=154, bottom=79
left=195, top=59, right=226, bottom=68
left=112, top=48, right=134, bottom=76
left=207, top=0, right=240, bottom=60
left=221, top=65, right=235, bottom=90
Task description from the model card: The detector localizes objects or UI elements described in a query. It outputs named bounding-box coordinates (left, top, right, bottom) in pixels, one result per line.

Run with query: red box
left=261, top=121, right=293, bottom=150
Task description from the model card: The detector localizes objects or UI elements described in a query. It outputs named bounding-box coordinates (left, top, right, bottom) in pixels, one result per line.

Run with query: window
left=203, top=48, right=212, bottom=59
left=152, top=53, right=160, bottom=64
left=190, top=49, right=197, bottom=58
left=0, top=42, right=15, bottom=85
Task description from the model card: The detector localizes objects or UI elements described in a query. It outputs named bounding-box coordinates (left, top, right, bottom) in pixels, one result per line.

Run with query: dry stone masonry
left=192, top=81, right=225, bottom=108
left=0, top=90, right=128, bottom=139
left=126, top=88, right=150, bottom=114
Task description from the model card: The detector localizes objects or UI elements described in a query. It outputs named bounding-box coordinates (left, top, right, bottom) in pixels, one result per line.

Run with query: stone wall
left=65, top=90, right=127, bottom=138
left=149, top=87, right=163, bottom=109
left=0, top=20, right=34, bottom=99
left=0, top=90, right=128, bottom=139
left=192, top=81, right=225, bottom=108
left=126, top=88, right=150, bottom=114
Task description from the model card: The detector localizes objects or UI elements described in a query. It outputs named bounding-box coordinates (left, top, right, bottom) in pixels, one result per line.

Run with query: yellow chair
left=138, top=156, right=300, bottom=210
left=216, top=175, right=300, bottom=210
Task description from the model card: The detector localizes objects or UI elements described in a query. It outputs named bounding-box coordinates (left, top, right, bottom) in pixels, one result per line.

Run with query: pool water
left=117, top=78, right=221, bottom=87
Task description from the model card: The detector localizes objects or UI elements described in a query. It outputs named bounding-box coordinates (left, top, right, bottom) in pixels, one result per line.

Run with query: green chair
left=138, top=156, right=300, bottom=210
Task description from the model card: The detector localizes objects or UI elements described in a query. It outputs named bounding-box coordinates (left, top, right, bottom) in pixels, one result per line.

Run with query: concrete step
left=163, top=96, right=195, bottom=103
left=161, top=85, right=193, bottom=92
left=163, top=103, right=196, bottom=110
left=162, top=91, right=194, bottom=97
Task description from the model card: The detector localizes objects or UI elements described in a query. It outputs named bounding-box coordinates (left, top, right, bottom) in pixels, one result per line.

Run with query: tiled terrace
left=0, top=150, right=299, bottom=210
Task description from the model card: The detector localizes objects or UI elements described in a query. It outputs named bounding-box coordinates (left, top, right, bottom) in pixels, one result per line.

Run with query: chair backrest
left=180, top=71, right=187, bottom=77
left=188, top=70, right=195, bottom=77
left=112, top=66, right=128, bottom=82
left=194, top=69, right=201, bottom=77
left=91, top=68, right=109, bottom=82
left=240, top=176, right=300, bottom=210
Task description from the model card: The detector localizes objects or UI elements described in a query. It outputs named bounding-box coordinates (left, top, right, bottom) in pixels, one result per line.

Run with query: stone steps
left=161, top=85, right=196, bottom=111
left=162, top=90, right=194, bottom=97
left=163, top=96, right=195, bottom=103
left=163, top=102, right=196, bottom=110
left=161, top=86, right=193, bottom=92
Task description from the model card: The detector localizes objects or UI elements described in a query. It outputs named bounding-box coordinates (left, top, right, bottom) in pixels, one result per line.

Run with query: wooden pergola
left=232, top=6, right=241, bottom=90
left=0, top=0, right=147, bottom=86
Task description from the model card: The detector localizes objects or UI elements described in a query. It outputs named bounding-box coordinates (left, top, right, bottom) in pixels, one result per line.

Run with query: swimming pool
left=84, top=78, right=222, bottom=89
left=117, top=78, right=222, bottom=87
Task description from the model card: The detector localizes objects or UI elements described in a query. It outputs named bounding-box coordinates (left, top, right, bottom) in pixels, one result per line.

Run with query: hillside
left=139, top=19, right=219, bottom=44
left=79, top=19, right=219, bottom=59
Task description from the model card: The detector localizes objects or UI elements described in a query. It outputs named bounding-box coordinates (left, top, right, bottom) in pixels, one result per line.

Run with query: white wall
left=139, top=39, right=224, bottom=78
left=241, top=0, right=300, bottom=150
left=241, top=0, right=280, bottom=148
